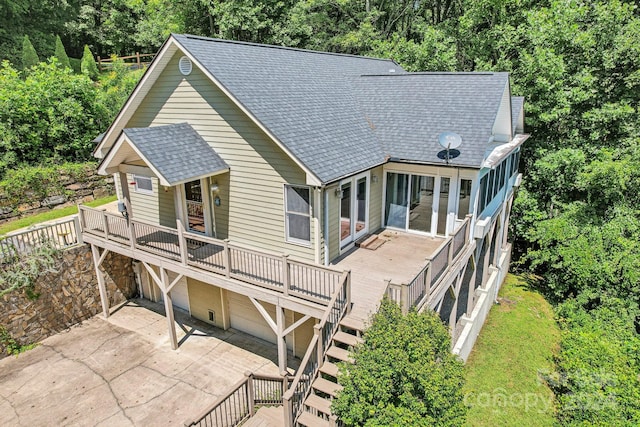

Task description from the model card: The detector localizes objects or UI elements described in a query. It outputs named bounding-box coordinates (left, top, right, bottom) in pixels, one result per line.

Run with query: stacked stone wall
left=0, top=245, right=135, bottom=358
left=0, top=168, right=115, bottom=223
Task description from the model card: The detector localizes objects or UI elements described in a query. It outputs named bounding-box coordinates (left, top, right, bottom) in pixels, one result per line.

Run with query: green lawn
left=0, top=195, right=117, bottom=235
left=463, top=274, right=559, bottom=427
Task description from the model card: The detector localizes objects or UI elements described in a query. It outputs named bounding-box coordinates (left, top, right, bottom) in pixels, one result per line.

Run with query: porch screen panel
left=457, top=179, right=472, bottom=219
left=385, top=173, right=408, bottom=228
left=285, top=185, right=311, bottom=243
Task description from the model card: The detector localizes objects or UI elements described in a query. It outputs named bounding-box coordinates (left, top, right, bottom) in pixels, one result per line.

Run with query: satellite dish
left=438, top=132, right=462, bottom=164
left=438, top=132, right=462, bottom=150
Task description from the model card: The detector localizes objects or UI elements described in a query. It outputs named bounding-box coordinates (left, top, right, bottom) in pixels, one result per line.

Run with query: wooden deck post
left=177, top=220, right=188, bottom=265
left=90, top=244, right=110, bottom=318
left=73, top=215, right=83, bottom=245
left=400, top=283, right=408, bottom=314
left=314, top=324, right=323, bottom=366
left=161, top=268, right=179, bottom=350
left=345, top=270, right=352, bottom=314
left=282, top=254, right=290, bottom=296
left=276, top=305, right=287, bottom=375
left=224, top=239, right=231, bottom=278
left=245, top=371, right=255, bottom=416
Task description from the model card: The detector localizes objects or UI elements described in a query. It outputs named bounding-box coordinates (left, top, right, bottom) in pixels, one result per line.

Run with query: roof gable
left=99, top=123, right=228, bottom=186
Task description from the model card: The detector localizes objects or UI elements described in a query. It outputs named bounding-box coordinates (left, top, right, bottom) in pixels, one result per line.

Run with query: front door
left=184, top=179, right=205, bottom=234
left=340, top=173, right=369, bottom=248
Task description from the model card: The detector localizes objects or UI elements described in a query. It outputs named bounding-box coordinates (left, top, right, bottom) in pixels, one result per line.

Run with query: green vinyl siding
left=126, top=52, right=315, bottom=261
left=369, top=165, right=384, bottom=232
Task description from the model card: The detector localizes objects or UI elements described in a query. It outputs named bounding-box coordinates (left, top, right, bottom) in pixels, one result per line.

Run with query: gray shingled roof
left=123, top=123, right=228, bottom=186
left=173, top=35, right=401, bottom=183
left=354, top=73, right=510, bottom=168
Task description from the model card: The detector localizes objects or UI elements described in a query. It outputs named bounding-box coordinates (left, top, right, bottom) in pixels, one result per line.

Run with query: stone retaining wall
left=0, top=245, right=135, bottom=358
left=0, top=168, right=115, bottom=222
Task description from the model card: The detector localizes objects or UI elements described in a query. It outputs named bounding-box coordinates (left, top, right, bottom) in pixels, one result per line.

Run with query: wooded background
left=1, top=1, right=639, bottom=424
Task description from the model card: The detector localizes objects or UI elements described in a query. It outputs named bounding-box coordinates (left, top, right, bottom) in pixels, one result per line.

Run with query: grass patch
left=463, top=274, right=559, bottom=427
left=0, top=195, right=116, bottom=235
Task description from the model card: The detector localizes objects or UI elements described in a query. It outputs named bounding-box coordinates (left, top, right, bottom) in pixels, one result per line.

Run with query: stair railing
left=282, top=270, right=351, bottom=426
left=184, top=371, right=290, bottom=427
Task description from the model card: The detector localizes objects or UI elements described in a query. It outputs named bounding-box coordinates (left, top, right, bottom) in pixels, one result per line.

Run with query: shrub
left=53, top=35, right=71, bottom=69
left=21, top=35, right=39, bottom=70
left=332, top=298, right=467, bottom=426
left=81, top=45, right=99, bottom=80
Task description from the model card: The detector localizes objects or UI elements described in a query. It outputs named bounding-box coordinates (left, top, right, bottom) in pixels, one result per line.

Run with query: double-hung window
left=285, top=185, right=311, bottom=244
left=133, top=175, right=153, bottom=195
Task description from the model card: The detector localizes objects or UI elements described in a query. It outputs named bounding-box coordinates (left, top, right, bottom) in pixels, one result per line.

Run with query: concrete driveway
left=0, top=299, right=294, bottom=426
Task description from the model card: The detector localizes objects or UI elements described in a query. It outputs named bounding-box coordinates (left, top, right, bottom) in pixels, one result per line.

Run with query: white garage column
left=141, top=261, right=184, bottom=350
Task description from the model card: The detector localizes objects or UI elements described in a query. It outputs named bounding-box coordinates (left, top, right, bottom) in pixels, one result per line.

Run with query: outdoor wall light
left=210, top=183, right=219, bottom=193
left=214, top=196, right=221, bottom=206
left=372, top=175, right=379, bottom=183
left=334, top=188, right=342, bottom=198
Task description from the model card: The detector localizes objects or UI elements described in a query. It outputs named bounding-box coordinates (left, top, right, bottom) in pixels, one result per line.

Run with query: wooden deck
left=332, top=230, right=445, bottom=323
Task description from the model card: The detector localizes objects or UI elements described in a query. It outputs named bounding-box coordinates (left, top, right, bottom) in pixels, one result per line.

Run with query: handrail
left=282, top=270, right=351, bottom=426
left=79, top=205, right=345, bottom=306
left=384, top=215, right=472, bottom=313
left=185, top=372, right=290, bottom=427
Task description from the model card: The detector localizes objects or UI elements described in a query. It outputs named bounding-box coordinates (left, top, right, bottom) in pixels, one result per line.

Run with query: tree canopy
left=332, top=298, right=467, bottom=426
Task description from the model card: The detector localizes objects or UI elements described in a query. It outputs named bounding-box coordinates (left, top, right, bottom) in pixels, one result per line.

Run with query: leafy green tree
left=21, top=35, right=39, bottom=70
left=548, top=298, right=640, bottom=425
left=332, top=298, right=467, bottom=426
left=0, top=60, right=108, bottom=176
left=81, top=45, right=99, bottom=80
left=54, top=35, right=71, bottom=69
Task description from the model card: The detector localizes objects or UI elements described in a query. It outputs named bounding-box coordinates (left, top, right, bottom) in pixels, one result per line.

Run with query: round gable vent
left=179, top=56, right=192, bottom=75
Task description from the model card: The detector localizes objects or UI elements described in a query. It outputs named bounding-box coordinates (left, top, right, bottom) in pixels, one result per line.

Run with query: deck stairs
left=297, top=315, right=365, bottom=427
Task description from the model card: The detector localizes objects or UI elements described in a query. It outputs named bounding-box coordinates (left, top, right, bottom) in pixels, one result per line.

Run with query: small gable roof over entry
left=99, top=122, right=229, bottom=186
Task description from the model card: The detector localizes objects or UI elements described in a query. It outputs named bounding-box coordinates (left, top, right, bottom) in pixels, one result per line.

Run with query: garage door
left=228, top=293, right=276, bottom=344
left=167, top=272, right=190, bottom=313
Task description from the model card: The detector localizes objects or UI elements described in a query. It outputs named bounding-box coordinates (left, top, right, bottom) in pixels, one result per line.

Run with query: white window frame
left=284, top=184, right=312, bottom=246
left=133, top=175, right=153, bottom=195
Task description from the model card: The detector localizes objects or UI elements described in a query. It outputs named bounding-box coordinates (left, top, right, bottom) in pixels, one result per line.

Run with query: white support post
left=91, top=244, right=110, bottom=318
left=466, top=255, right=477, bottom=316
left=276, top=305, right=287, bottom=375
left=161, top=268, right=178, bottom=350
left=177, top=220, right=188, bottom=266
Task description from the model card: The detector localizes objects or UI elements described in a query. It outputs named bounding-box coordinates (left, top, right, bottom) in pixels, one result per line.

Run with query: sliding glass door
left=385, top=172, right=454, bottom=235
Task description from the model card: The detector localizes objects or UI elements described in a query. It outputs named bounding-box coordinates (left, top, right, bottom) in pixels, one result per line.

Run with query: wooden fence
left=97, top=53, right=155, bottom=71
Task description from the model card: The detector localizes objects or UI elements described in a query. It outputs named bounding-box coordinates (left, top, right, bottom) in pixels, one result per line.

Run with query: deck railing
left=0, top=217, right=82, bottom=261
left=78, top=205, right=344, bottom=305
left=184, top=372, right=290, bottom=427
left=283, top=270, right=351, bottom=426
left=385, top=215, right=472, bottom=313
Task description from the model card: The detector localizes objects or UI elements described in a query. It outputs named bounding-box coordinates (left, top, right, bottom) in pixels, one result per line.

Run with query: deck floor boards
left=332, top=230, right=444, bottom=324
